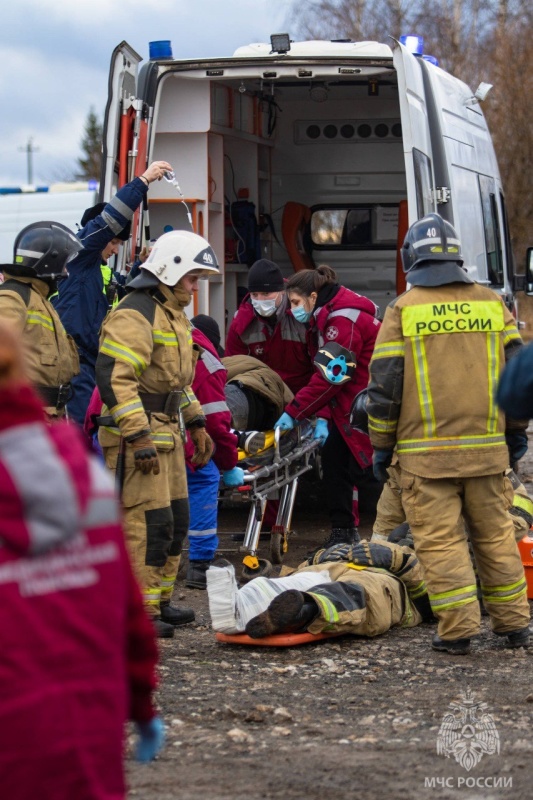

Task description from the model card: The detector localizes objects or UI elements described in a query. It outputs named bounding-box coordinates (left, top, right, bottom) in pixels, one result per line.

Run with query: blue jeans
left=67, top=354, right=96, bottom=428
left=186, top=459, right=220, bottom=561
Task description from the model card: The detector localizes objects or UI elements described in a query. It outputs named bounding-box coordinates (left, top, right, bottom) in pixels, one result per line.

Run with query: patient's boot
left=186, top=560, right=212, bottom=589
left=236, top=430, right=266, bottom=454
left=321, top=527, right=361, bottom=550
left=245, top=590, right=319, bottom=639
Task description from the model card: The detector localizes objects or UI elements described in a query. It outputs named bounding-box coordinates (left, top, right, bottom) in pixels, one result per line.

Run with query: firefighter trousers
left=399, top=470, right=530, bottom=640
left=371, top=463, right=405, bottom=542
left=299, top=563, right=422, bottom=636
left=103, top=423, right=189, bottom=618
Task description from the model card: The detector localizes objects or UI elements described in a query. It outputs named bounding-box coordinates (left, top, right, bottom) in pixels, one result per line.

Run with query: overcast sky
left=0, top=0, right=292, bottom=186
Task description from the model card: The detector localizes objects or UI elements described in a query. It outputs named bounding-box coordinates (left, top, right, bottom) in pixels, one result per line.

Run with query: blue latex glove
left=135, top=716, right=165, bottom=763
left=223, top=466, right=245, bottom=487
left=372, top=448, right=394, bottom=483
left=506, top=432, right=528, bottom=465
left=313, top=418, right=329, bottom=446
left=274, top=412, right=296, bottom=431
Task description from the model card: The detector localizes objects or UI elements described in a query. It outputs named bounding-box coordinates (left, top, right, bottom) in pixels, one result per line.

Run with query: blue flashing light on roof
left=400, top=35, right=424, bottom=56
left=88, top=179, right=98, bottom=191
left=423, top=55, right=439, bottom=66
left=149, top=40, right=173, bottom=60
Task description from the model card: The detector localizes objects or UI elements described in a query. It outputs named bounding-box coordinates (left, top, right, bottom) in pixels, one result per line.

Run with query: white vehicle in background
left=0, top=182, right=98, bottom=266
left=100, top=33, right=523, bottom=331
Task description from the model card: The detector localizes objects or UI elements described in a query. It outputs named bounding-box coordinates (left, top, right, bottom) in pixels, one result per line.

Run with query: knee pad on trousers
left=170, top=498, right=190, bottom=557
left=145, top=507, right=173, bottom=567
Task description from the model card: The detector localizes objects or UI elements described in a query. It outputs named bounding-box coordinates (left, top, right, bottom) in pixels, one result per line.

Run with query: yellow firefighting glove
left=189, top=424, right=214, bottom=468
left=130, top=433, right=160, bottom=475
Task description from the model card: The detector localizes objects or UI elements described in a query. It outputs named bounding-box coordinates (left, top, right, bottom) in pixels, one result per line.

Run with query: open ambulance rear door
left=101, top=41, right=151, bottom=266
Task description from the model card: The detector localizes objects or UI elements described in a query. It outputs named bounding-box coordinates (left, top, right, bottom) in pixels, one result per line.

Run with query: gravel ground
left=126, top=441, right=533, bottom=800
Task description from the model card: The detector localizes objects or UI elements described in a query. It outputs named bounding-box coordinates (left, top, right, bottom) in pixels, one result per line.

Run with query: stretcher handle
left=274, top=426, right=281, bottom=464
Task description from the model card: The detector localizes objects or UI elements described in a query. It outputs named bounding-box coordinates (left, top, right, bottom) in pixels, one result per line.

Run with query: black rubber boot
left=185, top=560, right=212, bottom=589
left=498, top=625, right=532, bottom=648
left=431, top=634, right=471, bottom=655
left=160, top=603, right=195, bottom=626
left=323, top=527, right=361, bottom=548
left=152, top=618, right=175, bottom=639
left=245, top=590, right=319, bottom=639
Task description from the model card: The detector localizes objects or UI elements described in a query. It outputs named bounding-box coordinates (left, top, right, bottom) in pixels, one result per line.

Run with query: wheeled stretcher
left=219, top=422, right=321, bottom=580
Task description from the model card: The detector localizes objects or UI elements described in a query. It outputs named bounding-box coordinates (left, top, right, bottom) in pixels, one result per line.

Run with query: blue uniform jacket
left=54, top=177, right=148, bottom=362
left=497, top=341, right=533, bottom=420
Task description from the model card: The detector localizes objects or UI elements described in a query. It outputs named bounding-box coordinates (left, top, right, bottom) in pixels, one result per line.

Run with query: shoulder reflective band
left=401, top=301, right=504, bottom=337
left=27, top=310, right=54, bottom=332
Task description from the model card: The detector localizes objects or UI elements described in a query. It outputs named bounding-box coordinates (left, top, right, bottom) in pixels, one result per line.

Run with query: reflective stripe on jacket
left=368, top=282, right=524, bottom=478
left=54, top=176, right=148, bottom=361
left=0, top=276, right=79, bottom=410
left=96, top=283, right=203, bottom=443
left=187, top=327, right=238, bottom=471
left=0, top=384, right=157, bottom=799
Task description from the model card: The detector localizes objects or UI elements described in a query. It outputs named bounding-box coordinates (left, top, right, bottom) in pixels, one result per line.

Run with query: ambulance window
left=499, top=192, right=515, bottom=283
left=413, top=149, right=434, bottom=216
left=479, top=175, right=504, bottom=286
left=310, top=205, right=398, bottom=249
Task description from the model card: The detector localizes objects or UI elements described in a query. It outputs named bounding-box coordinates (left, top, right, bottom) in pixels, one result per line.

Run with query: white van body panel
left=0, top=190, right=97, bottom=265
left=100, top=38, right=515, bottom=331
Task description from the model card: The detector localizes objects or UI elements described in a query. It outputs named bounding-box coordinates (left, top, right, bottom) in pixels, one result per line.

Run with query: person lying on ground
left=207, top=540, right=433, bottom=639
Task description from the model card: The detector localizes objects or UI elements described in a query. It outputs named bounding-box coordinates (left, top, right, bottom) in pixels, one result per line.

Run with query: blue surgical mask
left=291, top=305, right=312, bottom=324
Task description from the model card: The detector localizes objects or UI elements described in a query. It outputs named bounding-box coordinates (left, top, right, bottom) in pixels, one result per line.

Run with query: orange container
left=517, top=534, right=533, bottom=599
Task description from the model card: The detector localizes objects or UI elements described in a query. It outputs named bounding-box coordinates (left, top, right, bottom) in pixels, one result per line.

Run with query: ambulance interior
left=146, top=63, right=410, bottom=329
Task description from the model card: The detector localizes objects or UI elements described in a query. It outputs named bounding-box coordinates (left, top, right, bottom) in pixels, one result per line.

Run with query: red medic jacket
left=185, top=328, right=238, bottom=472
left=0, top=384, right=158, bottom=800
left=285, top=285, right=381, bottom=468
left=225, top=293, right=314, bottom=395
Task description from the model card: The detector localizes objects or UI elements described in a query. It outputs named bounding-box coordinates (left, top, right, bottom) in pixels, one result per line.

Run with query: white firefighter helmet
left=141, top=230, right=219, bottom=286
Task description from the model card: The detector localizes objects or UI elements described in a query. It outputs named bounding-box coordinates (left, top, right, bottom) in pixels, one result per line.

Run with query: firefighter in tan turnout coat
left=96, top=230, right=219, bottom=638
left=367, top=213, right=531, bottom=654
left=0, top=222, right=81, bottom=417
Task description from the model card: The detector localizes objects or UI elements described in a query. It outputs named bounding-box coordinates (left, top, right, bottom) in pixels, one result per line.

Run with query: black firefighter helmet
left=401, top=213, right=473, bottom=287
left=11, top=221, right=83, bottom=281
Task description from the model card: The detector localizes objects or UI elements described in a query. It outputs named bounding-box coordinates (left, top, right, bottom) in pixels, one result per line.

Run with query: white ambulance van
left=0, top=184, right=97, bottom=266
left=100, top=35, right=522, bottom=329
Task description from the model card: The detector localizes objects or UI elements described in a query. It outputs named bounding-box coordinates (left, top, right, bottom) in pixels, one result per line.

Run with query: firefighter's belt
left=36, top=384, right=71, bottom=409
left=138, top=390, right=182, bottom=416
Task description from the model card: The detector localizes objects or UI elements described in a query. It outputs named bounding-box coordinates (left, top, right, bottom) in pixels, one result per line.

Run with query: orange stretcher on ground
left=215, top=631, right=339, bottom=647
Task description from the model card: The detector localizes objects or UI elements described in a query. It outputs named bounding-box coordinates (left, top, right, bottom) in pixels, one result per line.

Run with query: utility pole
left=18, top=137, right=40, bottom=184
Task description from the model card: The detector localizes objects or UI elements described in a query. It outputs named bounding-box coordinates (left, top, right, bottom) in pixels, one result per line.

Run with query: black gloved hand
left=130, top=434, right=160, bottom=475
left=372, top=448, right=394, bottom=483
left=505, top=432, right=528, bottom=465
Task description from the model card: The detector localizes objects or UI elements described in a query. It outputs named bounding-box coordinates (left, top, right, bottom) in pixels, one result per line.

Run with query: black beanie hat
left=247, top=259, right=284, bottom=293
left=80, top=202, right=131, bottom=241
left=192, top=314, right=224, bottom=357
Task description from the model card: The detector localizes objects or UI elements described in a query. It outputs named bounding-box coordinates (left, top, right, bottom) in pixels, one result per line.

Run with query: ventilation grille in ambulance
left=295, top=120, right=402, bottom=143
